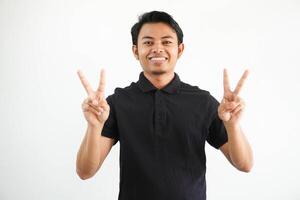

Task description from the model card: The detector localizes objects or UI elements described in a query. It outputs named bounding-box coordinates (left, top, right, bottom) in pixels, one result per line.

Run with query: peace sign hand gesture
left=77, top=69, right=110, bottom=127
left=218, top=69, right=249, bottom=125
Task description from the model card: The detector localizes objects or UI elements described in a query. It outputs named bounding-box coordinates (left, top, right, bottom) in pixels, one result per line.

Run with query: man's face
left=132, top=22, right=184, bottom=76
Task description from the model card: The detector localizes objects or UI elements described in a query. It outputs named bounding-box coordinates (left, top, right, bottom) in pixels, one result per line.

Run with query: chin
left=142, top=63, right=172, bottom=75
left=149, top=65, right=169, bottom=75
left=151, top=70, right=167, bottom=75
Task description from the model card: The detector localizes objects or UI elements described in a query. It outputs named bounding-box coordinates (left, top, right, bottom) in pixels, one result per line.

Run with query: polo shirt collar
left=136, top=71, right=181, bottom=94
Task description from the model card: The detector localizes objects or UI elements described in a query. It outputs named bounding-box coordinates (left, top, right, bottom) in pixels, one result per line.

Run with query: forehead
left=138, top=22, right=177, bottom=40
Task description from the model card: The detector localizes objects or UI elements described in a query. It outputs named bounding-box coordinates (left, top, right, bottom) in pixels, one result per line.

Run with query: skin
left=132, top=22, right=184, bottom=89
left=76, top=69, right=114, bottom=179
left=218, top=69, right=253, bottom=172
left=77, top=69, right=109, bottom=125
left=76, top=22, right=253, bottom=179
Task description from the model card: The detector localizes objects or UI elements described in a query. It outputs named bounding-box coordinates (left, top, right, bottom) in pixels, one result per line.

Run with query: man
left=76, top=11, right=253, bottom=200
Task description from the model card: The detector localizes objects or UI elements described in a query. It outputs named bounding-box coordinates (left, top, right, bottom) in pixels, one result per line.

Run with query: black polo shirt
left=101, top=71, right=228, bottom=200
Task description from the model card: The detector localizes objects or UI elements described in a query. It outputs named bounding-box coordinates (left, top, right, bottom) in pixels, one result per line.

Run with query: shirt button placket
left=154, top=90, right=164, bottom=136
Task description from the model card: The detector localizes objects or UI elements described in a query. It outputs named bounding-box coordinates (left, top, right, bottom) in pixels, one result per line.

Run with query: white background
left=1, top=0, right=300, bottom=199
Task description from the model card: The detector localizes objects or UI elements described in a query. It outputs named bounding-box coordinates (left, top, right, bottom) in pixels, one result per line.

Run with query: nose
left=151, top=42, right=164, bottom=54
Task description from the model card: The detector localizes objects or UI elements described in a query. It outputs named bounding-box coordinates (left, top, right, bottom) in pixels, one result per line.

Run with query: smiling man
left=132, top=20, right=184, bottom=85
left=76, top=11, right=253, bottom=200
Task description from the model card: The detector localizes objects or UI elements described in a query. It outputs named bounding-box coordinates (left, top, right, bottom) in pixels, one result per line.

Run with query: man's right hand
left=77, top=69, right=110, bottom=127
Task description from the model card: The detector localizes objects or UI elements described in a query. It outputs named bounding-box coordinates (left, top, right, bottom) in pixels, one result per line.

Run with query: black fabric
left=101, top=71, right=228, bottom=200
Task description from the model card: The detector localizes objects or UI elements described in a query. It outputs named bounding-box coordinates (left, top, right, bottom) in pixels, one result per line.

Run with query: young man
left=76, top=11, right=253, bottom=200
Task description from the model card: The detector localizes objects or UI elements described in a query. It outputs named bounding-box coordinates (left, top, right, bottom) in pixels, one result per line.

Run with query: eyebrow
left=141, top=35, right=175, bottom=40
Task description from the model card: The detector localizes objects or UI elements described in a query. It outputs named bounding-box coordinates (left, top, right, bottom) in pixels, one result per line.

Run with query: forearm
left=76, top=123, right=104, bottom=177
left=224, top=123, right=253, bottom=172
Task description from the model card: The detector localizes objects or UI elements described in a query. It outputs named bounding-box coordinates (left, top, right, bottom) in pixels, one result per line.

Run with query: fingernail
left=93, top=100, right=98, bottom=105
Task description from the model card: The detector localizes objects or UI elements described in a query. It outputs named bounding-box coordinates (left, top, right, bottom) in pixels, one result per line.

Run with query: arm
left=220, top=124, right=253, bottom=172
left=218, top=69, right=253, bottom=172
left=76, top=123, right=115, bottom=180
left=76, top=69, right=115, bottom=179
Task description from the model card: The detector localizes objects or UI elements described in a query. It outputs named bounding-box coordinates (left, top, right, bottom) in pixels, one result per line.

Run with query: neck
left=143, top=71, right=175, bottom=89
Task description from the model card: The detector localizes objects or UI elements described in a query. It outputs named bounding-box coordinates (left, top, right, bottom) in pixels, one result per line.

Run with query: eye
left=163, top=41, right=172, bottom=45
left=143, top=41, right=153, bottom=45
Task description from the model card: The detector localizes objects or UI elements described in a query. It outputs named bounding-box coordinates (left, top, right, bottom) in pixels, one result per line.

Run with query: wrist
left=223, top=122, right=240, bottom=132
left=88, top=122, right=104, bottom=130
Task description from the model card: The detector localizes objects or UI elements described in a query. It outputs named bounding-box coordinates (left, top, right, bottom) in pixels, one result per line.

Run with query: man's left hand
left=218, top=69, right=249, bottom=126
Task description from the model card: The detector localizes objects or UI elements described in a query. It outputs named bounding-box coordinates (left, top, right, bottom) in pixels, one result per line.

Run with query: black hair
left=131, top=11, right=184, bottom=46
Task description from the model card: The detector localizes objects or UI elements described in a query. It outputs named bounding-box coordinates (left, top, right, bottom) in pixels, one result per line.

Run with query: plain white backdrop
left=1, top=0, right=300, bottom=199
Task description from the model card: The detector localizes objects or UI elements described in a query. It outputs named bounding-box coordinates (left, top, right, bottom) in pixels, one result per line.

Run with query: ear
left=177, top=43, right=184, bottom=59
left=132, top=45, right=139, bottom=60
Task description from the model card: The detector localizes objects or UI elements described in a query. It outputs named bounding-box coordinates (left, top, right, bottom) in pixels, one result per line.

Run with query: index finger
left=233, top=69, right=249, bottom=95
left=77, top=70, right=94, bottom=97
left=223, top=68, right=231, bottom=93
left=96, top=69, right=106, bottom=100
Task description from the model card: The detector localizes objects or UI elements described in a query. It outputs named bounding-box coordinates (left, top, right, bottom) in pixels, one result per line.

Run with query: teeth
left=150, top=57, right=166, bottom=61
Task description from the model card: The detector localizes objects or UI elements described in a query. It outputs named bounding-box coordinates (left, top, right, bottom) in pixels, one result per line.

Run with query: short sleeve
left=206, top=94, right=228, bottom=149
left=101, top=95, right=119, bottom=145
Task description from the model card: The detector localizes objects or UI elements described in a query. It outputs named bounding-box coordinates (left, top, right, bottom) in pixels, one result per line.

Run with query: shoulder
left=106, top=82, right=137, bottom=103
left=180, top=81, right=211, bottom=97
left=180, top=81, right=220, bottom=109
left=113, top=82, right=138, bottom=97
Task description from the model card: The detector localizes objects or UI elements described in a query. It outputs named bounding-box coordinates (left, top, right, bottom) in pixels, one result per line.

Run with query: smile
left=148, top=57, right=168, bottom=61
